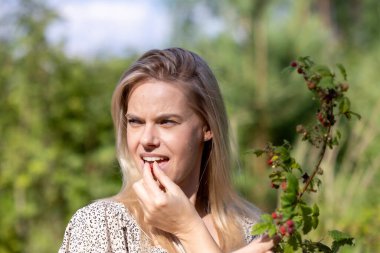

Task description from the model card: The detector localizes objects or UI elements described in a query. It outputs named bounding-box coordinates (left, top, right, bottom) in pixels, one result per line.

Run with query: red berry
left=317, top=112, right=324, bottom=124
left=307, top=81, right=316, bottom=90
left=270, top=182, right=279, bottom=189
left=290, top=61, right=298, bottom=68
left=272, top=212, right=278, bottom=219
left=281, top=181, right=287, bottom=190
left=297, top=67, right=304, bottom=74
left=267, top=158, right=273, bottom=166
left=286, top=220, right=294, bottom=228
left=340, top=83, right=349, bottom=92
left=287, top=226, right=295, bottom=235
left=279, top=226, right=287, bottom=236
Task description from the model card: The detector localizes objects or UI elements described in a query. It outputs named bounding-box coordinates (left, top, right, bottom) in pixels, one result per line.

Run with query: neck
left=179, top=178, right=209, bottom=218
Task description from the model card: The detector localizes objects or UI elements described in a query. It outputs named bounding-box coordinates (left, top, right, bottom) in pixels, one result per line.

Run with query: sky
left=47, top=0, right=173, bottom=58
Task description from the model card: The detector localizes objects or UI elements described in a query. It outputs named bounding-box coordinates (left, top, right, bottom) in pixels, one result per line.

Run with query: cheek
left=126, top=132, right=138, bottom=151
left=174, top=130, right=204, bottom=159
left=164, top=128, right=202, bottom=152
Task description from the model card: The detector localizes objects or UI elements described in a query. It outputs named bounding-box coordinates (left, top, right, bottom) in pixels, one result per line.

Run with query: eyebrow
left=125, top=113, right=183, bottom=121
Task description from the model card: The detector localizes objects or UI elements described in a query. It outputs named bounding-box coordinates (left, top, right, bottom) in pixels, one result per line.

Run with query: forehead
left=127, top=80, right=191, bottom=114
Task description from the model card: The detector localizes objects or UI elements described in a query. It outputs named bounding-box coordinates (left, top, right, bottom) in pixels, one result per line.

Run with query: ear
left=203, top=125, right=213, bottom=142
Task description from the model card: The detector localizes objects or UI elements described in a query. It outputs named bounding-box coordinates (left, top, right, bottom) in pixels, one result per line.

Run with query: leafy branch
left=251, top=57, right=359, bottom=252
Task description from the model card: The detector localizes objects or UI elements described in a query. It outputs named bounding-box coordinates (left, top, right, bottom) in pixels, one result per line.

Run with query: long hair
left=111, top=48, right=260, bottom=252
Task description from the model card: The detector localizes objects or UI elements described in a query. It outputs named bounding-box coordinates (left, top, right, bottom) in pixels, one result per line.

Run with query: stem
left=298, top=125, right=331, bottom=200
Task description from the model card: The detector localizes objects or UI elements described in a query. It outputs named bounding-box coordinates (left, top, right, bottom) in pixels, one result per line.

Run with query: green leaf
left=328, top=230, right=353, bottom=242
left=312, top=204, right=320, bottom=217
left=251, top=222, right=269, bottom=236
left=311, top=64, right=332, bottom=77
left=251, top=214, right=276, bottom=236
left=287, top=234, right=299, bottom=250
left=285, top=173, right=299, bottom=193
left=336, top=63, right=347, bottom=80
left=281, top=192, right=297, bottom=207
left=314, top=242, right=332, bottom=253
left=319, top=76, right=335, bottom=88
left=298, top=56, right=314, bottom=66
left=339, top=97, right=351, bottom=114
left=329, top=230, right=355, bottom=253
left=300, top=204, right=313, bottom=234
left=302, top=215, right=312, bottom=234
left=312, top=216, right=319, bottom=229
left=292, top=215, right=302, bottom=224
left=282, top=66, right=296, bottom=75
left=300, top=205, right=312, bottom=215
left=348, top=111, right=362, bottom=120
left=336, top=130, right=341, bottom=139
left=267, top=225, right=277, bottom=237
left=253, top=149, right=265, bottom=157
left=283, top=244, right=293, bottom=253
left=290, top=161, right=300, bottom=170
left=261, top=214, right=273, bottom=223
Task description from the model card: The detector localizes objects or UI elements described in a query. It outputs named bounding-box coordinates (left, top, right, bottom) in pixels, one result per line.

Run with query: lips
left=140, top=154, right=169, bottom=169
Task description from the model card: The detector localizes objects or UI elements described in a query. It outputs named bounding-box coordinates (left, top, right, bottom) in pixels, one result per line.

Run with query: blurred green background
left=1, top=0, right=379, bottom=252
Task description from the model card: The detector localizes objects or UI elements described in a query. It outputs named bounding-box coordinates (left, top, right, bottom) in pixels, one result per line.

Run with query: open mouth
left=141, top=156, right=169, bottom=168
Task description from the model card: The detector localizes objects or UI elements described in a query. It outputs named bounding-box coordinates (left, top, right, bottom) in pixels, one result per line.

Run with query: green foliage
left=251, top=214, right=277, bottom=237
left=329, top=230, right=355, bottom=253
left=0, top=1, right=128, bottom=251
left=251, top=58, right=359, bottom=252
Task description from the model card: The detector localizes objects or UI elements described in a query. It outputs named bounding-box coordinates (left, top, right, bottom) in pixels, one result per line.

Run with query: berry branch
left=298, top=124, right=330, bottom=200
left=251, top=57, right=359, bottom=252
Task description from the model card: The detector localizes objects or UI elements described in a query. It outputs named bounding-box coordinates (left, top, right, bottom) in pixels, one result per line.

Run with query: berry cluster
left=271, top=212, right=295, bottom=237
left=289, top=58, right=357, bottom=149
left=267, top=154, right=279, bottom=167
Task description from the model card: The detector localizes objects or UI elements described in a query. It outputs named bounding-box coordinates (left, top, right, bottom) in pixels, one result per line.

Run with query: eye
left=159, top=119, right=178, bottom=127
left=126, top=117, right=143, bottom=127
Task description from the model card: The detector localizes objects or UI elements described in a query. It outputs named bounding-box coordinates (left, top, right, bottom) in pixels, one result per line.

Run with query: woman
left=59, top=48, right=274, bottom=253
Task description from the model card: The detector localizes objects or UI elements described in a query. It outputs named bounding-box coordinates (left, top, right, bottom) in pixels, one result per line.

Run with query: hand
left=132, top=162, right=202, bottom=237
left=232, top=235, right=278, bottom=253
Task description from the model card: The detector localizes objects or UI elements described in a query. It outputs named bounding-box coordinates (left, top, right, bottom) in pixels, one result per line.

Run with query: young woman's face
left=126, top=80, right=211, bottom=192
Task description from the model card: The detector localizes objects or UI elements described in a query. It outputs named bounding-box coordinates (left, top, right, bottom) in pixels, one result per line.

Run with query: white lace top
left=59, top=200, right=257, bottom=253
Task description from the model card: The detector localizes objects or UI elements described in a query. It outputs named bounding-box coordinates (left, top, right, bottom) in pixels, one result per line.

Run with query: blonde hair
left=111, top=48, right=260, bottom=252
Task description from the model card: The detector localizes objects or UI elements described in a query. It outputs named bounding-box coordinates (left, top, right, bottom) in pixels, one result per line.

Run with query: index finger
left=151, top=161, right=179, bottom=193
left=142, top=162, right=165, bottom=194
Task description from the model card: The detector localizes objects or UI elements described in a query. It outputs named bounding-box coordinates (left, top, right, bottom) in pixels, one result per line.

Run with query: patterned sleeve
left=58, top=201, right=126, bottom=253
left=241, top=216, right=259, bottom=244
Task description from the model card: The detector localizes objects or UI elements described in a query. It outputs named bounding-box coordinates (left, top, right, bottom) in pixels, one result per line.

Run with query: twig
left=298, top=125, right=331, bottom=200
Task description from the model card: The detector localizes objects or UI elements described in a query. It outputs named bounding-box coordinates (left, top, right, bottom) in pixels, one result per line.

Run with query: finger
left=133, top=180, right=163, bottom=220
left=142, top=162, right=165, bottom=195
left=152, top=161, right=178, bottom=192
left=251, top=236, right=275, bottom=252
left=132, top=180, right=152, bottom=206
left=258, top=239, right=275, bottom=251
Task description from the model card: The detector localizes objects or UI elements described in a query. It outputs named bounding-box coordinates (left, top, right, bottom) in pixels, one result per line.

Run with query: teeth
left=143, top=157, right=165, bottom=162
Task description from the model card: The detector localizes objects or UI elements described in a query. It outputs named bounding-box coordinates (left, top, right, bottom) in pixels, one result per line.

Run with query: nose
left=140, top=124, right=160, bottom=149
